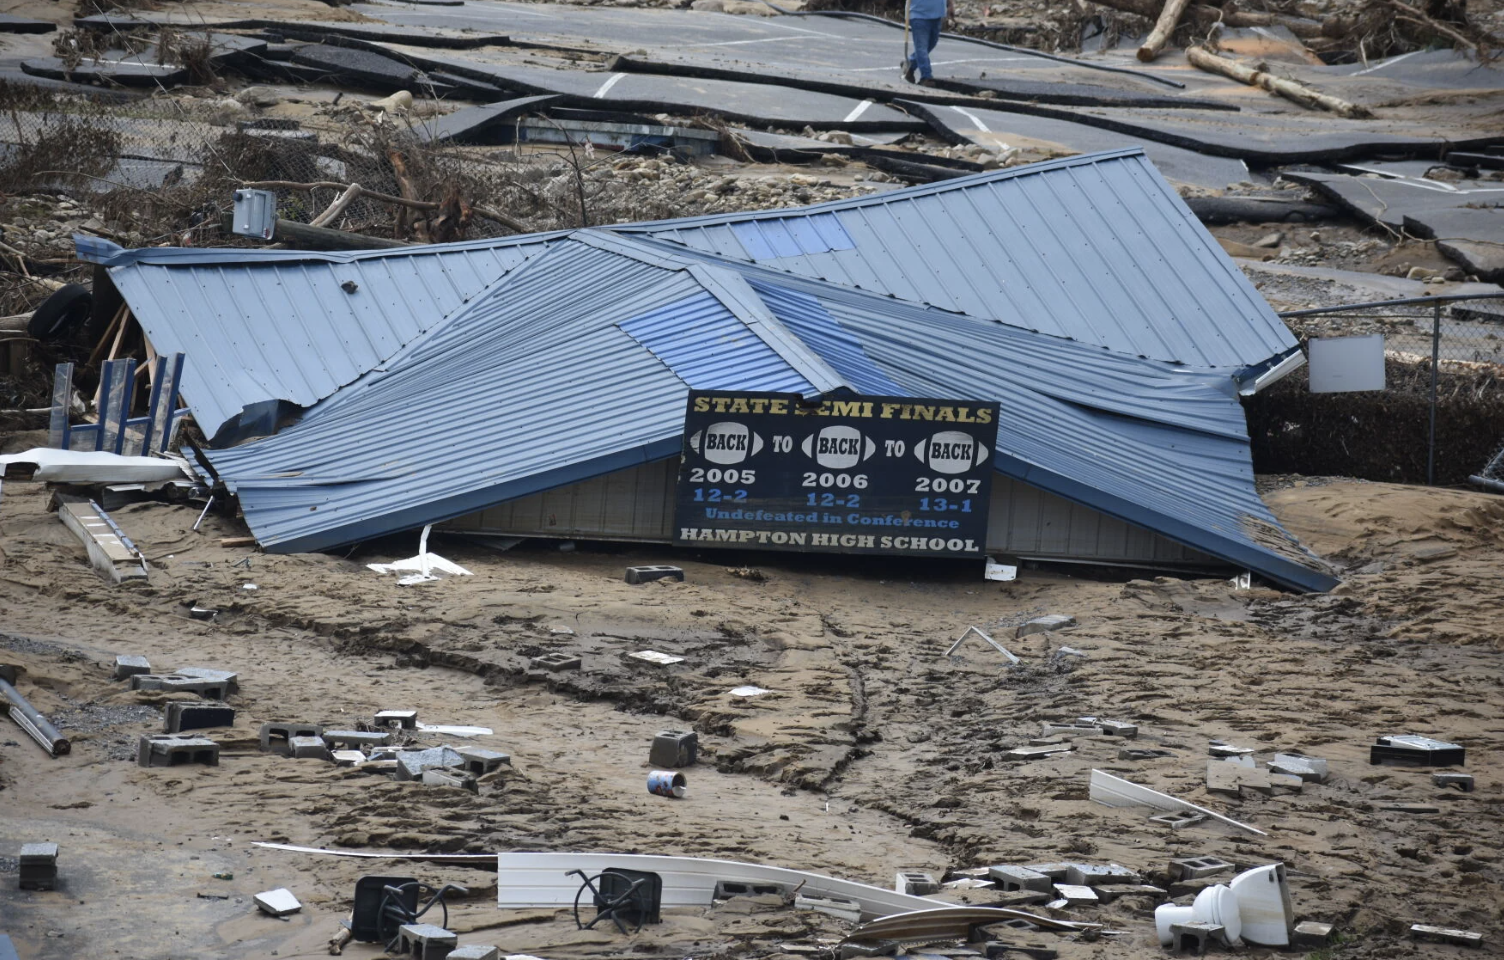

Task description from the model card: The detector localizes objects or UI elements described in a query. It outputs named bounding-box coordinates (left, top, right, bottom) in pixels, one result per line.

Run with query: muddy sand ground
left=0, top=475, right=1500, bottom=960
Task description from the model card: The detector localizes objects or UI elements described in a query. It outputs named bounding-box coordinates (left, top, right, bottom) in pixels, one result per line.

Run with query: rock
left=690, top=0, right=725, bottom=8
left=1253, top=231, right=1284, bottom=248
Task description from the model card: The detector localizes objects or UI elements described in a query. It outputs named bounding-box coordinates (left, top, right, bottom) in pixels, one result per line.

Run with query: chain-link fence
left=1247, top=293, right=1504, bottom=487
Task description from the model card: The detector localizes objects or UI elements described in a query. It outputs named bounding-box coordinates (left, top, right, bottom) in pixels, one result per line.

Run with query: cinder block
left=714, top=880, right=789, bottom=898
left=448, top=947, right=500, bottom=960
left=795, top=895, right=861, bottom=922
left=1269, top=753, right=1328, bottom=782
left=137, top=734, right=219, bottom=768
left=1051, top=883, right=1097, bottom=904
left=398, top=922, right=458, bottom=960
left=289, top=735, right=332, bottom=761
left=625, top=565, right=684, bottom=585
left=1433, top=772, right=1474, bottom=792
left=1170, top=856, right=1235, bottom=881
left=175, top=667, right=239, bottom=694
left=164, top=702, right=235, bottom=733
left=130, top=673, right=183, bottom=691
left=1064, top=863, right=1140, bottom=886
left=1093, top=883, right=1165, bottom=903
left=157, top=675, right=230, bottom=699
left=1149, top=810, right=1207, bottom=830
left=529, top=652, right=581, bottom=672
left=395, top=746, right=465, bottom=781
left=455, top=747, right=510, bottom=776
left=1293, top=921, right=1333, bottom=948
left=1094, top=719, right=1138, bottom=738
left=18, top=842, right=58, bottom=891
left=422, top=768, right=478, bottom=793
left=1023, top=863, right=1073, bottom=882
left=895, top=871, right=940, bottom=895
left=1016, top=614, right=1075, bottom=638
left=986, top=864, right=1054, bottom=893
left=260, top=722, right=323, bottom=754
left=376, top=709, right=418, bottom=729
left=1170, top=920, right=1225, bottom=955
left=321, top=729, right=391, bottom=749
left=649, top=730, right=698, bottom=768
left=113, top=655, right=151, bottom=681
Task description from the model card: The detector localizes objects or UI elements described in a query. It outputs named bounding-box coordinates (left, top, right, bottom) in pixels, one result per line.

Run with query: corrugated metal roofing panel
left=201, top=239, right=829, bottom=551
left=619, top=149, right=1295, bottom=371
left=618, top=291, right=816, bottom=395
left=111, top=237, right=554, bottom=440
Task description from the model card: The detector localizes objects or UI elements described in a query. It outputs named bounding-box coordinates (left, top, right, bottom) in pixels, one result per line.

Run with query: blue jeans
left=908, top=18, right=942, bottom=80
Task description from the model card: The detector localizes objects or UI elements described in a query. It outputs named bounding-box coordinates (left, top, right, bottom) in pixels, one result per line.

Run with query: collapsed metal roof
left=193, top=231, right=1333, bottom=591
left=84, top=149, right=1299, bottom=442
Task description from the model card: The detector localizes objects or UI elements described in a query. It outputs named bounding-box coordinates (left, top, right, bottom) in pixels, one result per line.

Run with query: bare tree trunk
left=1138, top=0, right=1194, bottom=61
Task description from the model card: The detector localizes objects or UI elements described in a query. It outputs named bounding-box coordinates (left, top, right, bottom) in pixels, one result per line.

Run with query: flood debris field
left=0, top=477, right=1501, bottom=959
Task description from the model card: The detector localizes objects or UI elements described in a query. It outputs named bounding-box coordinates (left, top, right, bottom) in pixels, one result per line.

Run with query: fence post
left=1428, top=300, right=1440, bottom=485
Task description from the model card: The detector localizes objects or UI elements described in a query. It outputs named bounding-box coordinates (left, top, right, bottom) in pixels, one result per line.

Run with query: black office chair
left=568, top=868, right=662, bottom=934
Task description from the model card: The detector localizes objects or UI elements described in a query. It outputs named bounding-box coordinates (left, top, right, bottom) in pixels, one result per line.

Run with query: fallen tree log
left=1139, top=0, right=1194, bottom=62
left=1088, top=0, right=1325, bottom=39
left=1186, top=45, right=1373, bottom=118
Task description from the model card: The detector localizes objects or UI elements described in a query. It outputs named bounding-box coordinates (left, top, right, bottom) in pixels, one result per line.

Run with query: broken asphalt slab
left=0, top=13, right=56, bottom=33
left=415, top=94, right=560, bottom=144
left=74, top=14, right=507, bottom=49
left=1285, top=171, right=1504, bottom=281
left=376, top=47, right=929, bottom=132
left=289, top=43, right=434, bottom=93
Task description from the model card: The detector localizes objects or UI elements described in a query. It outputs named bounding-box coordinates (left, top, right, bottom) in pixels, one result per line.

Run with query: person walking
left=903, top=0, right=953, bottom=85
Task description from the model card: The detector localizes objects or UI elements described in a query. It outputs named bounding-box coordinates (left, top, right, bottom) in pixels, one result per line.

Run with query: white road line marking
left=950, top=105, right=989, bottom=132
left=843, top=99, right=874, bottom=122
left=1354, top=50, right=1419, bottom=75
left=593, top=73, right=626, bottom=98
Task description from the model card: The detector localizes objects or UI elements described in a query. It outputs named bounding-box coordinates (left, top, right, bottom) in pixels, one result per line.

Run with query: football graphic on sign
left=914, top=430, right=990, bottom=474
left=689, top=422, right=763, bottom=464
left=801, top=425, right=877, bottom=469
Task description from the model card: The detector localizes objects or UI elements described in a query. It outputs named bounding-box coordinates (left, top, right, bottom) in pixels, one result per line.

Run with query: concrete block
left=1167, top=877, right=1225, bottom=899
left=175, top=667, right=239, bottom=694
left=986, top=865, right=1054, bottom=893
left=625, top=565, right=684, bottom=584
left=649, top=730, right=698, bottom=768
left=398, top=922, right=459, bottom=960
left=157, top=675, right=230, bottom=699
left=322, top=729, right=391, bottom=749
left=455, top=747, right=511, bottom=776
left=164, top=702, right=235, bottom=733
left=1023, top=863, right=1074, bottom=882
left=1410, top=924, right=1483, bottom=947
left=18, top=842, right=58, bottom=891
left=289, top=735, right=332, bottom=761
left=1005, top=744, right=1072, bottom=760
left=1207, top=741, right=1253, bottom=758
left=255, top=887, right=301, bottom=916
left=1121, top=748, right=1176, bottom=761
left=528, top=652, right=581, bottom=672
left=1170, top=920, right=1225, bottom=955
left=1040, top=721, right=1097, bottom=737
left=795, top=895, right=862, bottom=922
left=448, top=947, right=500, bottom=960
left=113, top=654, right=151, bottom=680
left=1092, top=883, right=1165, bottom=903
left=988, top=889, right=1054, bottom=908
left=1433, top=772, right=1474, bottom=792
left=1065, top=863, right=1140, bottom=886
left=130, top=673, right=185, bottom=691
left=1016, top=614, right=1075, bottom=638
left=1149, top=810, right=1207, bottom=830
left=331, top=749, right=365, bottom=767
left=714, top=880, right=790, bottom=898
left=1269, top=772, right=1304, bottom=794
left=1093, top=719, right=1138, bottom=738
left=1207, top=759, right=1263, bottom=796
left=1170, top=856, right=1235, bottom=881
left=1051, top=883, right=1097, bottom=904
left=137, top=734, right=219, bottom=768
left=895, top=871, right=940, bottom=895
left=376, top=709, right=418, bottom=729
left=1292, top=921, right=1333, bottom=947
left=260, top=721, right=323, bottom=754
left=421, top=768, right=479, bottom=793
left=1269, top=753, right=1328, bottom=782
left=396, top=746, right=465, bottom=781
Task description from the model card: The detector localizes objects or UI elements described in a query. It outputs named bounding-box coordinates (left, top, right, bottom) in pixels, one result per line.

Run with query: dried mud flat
left=0, top=478, right=1500, bottom=960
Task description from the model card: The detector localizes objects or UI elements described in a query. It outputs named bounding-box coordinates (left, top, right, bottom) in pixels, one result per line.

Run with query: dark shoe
left=918, top=76, right=936, bottom=87
left=901, top=61, right=915, bottom=83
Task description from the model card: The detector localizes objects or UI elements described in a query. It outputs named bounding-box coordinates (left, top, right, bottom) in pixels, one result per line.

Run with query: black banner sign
left=673, top=391, right=1000, bottom=558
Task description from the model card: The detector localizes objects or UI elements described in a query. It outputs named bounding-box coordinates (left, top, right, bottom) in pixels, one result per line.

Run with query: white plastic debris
left=254, top=887, right=302, bottom=916
left=0, top=448, right=193, bottom=483
left=984, top=559, right=1018, bottom=581
left=729, top=685, right=770, bottom=697
left=945, top=625, right=1019, bottom=663
left=627, top=650, right=684, bottom=666
left=367, top=525, right=472, bottom=585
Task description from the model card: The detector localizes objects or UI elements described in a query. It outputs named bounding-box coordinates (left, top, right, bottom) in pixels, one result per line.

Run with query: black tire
left=27, top=283, right=93, bottom=342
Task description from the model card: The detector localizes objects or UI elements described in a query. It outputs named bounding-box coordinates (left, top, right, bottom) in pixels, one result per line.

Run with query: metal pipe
left=0, top=677, right=71, bottom=756
left=1428, top=301, right=1441, bottom=486
left=1280, top=292, right=1504, bottom=319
